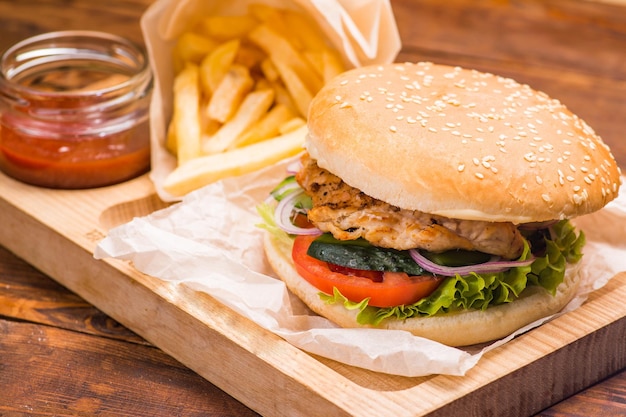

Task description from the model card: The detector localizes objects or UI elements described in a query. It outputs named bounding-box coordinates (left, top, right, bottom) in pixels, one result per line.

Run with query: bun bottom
left=263, top=233, right=582, bottom=347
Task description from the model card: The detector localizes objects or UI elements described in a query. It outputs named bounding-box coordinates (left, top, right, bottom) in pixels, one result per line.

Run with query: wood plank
left=0, top=245, right=147, bottom=344
left=538, top=369, right=626, bottom=415
left=0, top=319, right=259, bottom=416
left=0, top=0, right=152, bottom=50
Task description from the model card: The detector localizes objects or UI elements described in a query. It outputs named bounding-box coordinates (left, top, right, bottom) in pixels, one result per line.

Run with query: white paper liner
left=94, top=158, right=626, bottom=377
left=139, top=0, right=402, bottom=202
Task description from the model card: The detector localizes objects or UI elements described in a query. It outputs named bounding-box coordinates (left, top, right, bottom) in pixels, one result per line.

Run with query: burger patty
left=296, top=154, right=525, bottom=259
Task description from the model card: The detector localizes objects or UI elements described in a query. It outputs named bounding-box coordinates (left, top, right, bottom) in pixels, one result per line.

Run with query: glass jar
left=0, top=31, right=152, bottom=189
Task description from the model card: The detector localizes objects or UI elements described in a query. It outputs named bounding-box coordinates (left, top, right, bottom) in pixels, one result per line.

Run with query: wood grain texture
left=0, top=245, right=147, bottom=344
left=537, top=370, right=626, bottom=416
left=0, top=0, right=153, bottom=49
left=1, top=0, right=626, bottom=416
left=0, top=319, right=259, bottom=416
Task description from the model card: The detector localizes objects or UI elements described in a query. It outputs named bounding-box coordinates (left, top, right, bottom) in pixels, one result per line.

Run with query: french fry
left=268, top=80, right=299, bottom=115
left=322, top=48, right=346, bottom=82
left=283, top=10, right=328, bottom=52
left=199, top=39, right=240, bottom=94
left=207, top=64, right=254, bottom=123
left=165, top=122, right=177, bottom=155
left=302, top=51, right=324, bottom=78
left=260, top=58, right=280, bottom=82
left=171, top=65, right=202, bottom=165
left=252, top=7, right=299, bottom=49
left=173, top=32, right=219, bottom=66
left=229, top=104, right=297, bottom=149
left=197, top=15, right=257, bottom=40
left=163, top=125, right=307, bottom=197
left=247, top=4, right=281, bottom=26
left=235, top=44, right=265, bottom=69
left=248, top=24, right=322, bottom=94
left=202, top=88, right=275, bottom=154
left=271, top=58, right=313, bottom=118
left=278, top=117, right=306, bottom=135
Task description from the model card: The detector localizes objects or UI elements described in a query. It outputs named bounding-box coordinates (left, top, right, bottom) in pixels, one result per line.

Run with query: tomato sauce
left=0, top=119, right=150, bottom=189
left=0, top=31, right=152, bottom=189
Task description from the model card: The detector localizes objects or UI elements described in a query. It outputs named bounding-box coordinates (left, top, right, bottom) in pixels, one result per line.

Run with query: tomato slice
left=328, top=264, right=384, bottom=282
left=292, top=235, right=444, bottom=308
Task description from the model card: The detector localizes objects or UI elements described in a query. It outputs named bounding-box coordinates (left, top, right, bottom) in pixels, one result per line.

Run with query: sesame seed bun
left=306, top=62, right=621, bottom=223
left=263, top=232, right=582, bottom=347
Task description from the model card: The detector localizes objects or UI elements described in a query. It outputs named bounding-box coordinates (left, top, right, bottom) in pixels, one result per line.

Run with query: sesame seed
left=458, top=164, right=465, bottom=172
left=389, top=125, right=397, bottom=132
left=475, top=172, right=484, bottom=179
left=542, top=194, right=551, bottom=202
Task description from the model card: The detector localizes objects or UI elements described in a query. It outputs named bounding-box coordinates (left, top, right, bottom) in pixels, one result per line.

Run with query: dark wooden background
left=1, top=0, right=625, bottom=415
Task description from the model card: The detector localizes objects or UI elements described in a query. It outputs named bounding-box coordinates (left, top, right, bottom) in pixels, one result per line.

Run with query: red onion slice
left=409, top=249, right=535, bottom=276
left=274, top=190, right=321, bottom=236
left=286, top=159, right=302, bottom=175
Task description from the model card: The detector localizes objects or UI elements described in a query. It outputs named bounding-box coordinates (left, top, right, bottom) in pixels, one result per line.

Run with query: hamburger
left=258, top=62, right=621, bottom=346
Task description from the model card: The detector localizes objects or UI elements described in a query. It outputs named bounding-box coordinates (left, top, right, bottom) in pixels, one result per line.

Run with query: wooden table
left=1, top=0, right=625, bottom=415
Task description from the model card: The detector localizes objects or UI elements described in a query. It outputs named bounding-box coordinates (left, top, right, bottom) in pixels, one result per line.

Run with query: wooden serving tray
left=1, top=170, right=625, bottom=417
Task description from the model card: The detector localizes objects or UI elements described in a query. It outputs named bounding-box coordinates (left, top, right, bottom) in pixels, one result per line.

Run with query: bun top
left=306, top=62, right=622, bottom=223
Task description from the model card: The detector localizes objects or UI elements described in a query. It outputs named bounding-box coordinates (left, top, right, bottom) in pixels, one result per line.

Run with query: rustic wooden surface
left=1, top=0, right=626, bottom=415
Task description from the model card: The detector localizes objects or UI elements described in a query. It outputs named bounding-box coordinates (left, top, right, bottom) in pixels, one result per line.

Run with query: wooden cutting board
left=1, top=170, right=625, bottom=417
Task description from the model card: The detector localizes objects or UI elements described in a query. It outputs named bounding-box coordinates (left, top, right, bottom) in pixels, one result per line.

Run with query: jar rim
left=0, top=30, right=152, bottom=98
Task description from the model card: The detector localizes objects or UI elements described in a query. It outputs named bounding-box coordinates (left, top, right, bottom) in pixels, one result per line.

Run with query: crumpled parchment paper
left=94, top=157, right=626, bottom=377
